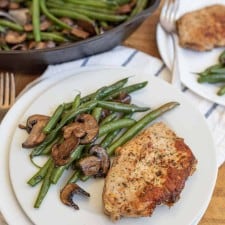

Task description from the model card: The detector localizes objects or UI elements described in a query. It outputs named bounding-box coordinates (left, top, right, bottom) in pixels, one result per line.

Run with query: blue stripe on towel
left=121, top=50, right=138, bottom=66
left=205, top=103, right=218, bottom=118
left=154, top=64, right=166, bottom=77
left=80, top=57, right=90, bottom=67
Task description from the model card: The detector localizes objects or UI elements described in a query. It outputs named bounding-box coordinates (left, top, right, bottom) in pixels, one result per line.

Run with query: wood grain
left=2, top=1, right=225, bottom=225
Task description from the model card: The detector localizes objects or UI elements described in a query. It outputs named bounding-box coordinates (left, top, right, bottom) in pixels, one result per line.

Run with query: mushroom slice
left=76, top=20, right=97, bottom=35
left=5, top=31, right=26, bottom=44
left=89, top=145, right=110, bottom=177
left=0, top=0, right=9, bottom=9
left=70, top=27, right=90, bottom=39
left=9, top=9, right=29, bottom=25
left=22, top=114, right=50, bottom=133
left=77, top=155, right=101, bottom=176
left=51, top=135, right=79, bottom=166
left=40, top=20, right=52, bottom=31
left=11, top=43, right=27, bottom=50
left=22, top=115, right=50, bottom=148
left=76, top=114, right=99, bottom=144
left=114, top=93, right=131, bottom=104
left=62, top=122, right=86, bottom=139
left=60, top=183, right=90, bottom=210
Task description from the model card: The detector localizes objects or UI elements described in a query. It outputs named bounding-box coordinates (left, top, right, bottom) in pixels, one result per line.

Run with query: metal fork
left=0, top=72, right=16, bottom=121
left=160, top=0, right=181, bottom=88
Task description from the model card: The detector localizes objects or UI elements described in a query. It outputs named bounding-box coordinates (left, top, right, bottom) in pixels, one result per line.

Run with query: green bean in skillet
left=130, top=0, right=148, bottom=18
left=49, top=8, right=96, bottom=26
left=107, top=101, right=180, bottom=156
left=46, top=1, right=118, bottom=15
left=64, top=0, right=117, bottom=9
left=40, top=0, right=72, bottom=30
left=50, top=7, right=128, bottom=23
left=113, top=0, right=131, bottom=5
left=0, top=19, right=23, bottom=31
left=32, top=0, right=41, bottom=42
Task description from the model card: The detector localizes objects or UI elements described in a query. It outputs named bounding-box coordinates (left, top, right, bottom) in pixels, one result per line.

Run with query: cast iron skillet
left=0, top=0, right=160, bottom=74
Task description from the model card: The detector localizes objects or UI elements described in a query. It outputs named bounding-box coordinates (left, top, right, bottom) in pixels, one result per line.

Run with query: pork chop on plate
left=102, top=122, right=197, bottom=221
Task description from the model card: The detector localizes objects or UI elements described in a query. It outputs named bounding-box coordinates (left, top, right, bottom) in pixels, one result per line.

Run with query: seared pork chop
left=103, top=122, right=197, bottom=220
left=176, top=5, right=225, bottom=51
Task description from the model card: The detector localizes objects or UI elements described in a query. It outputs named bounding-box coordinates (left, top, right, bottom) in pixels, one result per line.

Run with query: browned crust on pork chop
left=102, top=122, right=197, bottom=220
left=176, top=4, right=225, bottom=51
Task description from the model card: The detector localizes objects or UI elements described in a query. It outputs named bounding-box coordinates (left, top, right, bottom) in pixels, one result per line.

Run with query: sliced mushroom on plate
left=19, top=114, right=50, bottom=148
left=76, top=114, right=99, bottom=144
left=114, top=93, right=131, bottom=104
left=60, top=183, right=90, bottom=210
left=77, top=155, right=101, bottom=176
left=51, top=135, right=80, bottom=166
left=63, top=113, right=99, bottom=144
left=89, top=145, right=110, bottom=177
left=77, top=145, right=110, bottom=177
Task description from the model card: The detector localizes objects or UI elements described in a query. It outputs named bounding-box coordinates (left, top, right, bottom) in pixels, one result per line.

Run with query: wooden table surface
left=6, top=1, right=225, bottom=225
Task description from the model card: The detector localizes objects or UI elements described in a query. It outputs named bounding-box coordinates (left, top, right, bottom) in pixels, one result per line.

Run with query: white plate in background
left=156, top=0, right=225, bottom=106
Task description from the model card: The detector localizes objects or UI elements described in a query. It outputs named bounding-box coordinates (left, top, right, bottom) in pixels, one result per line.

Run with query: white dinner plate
left=156, top=0, right=225, bottom=106
left=4, top=66, right=217, bottom=225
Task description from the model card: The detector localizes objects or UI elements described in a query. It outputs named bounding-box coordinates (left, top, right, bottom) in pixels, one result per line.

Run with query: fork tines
left=0, top=72, right=15, bottom=108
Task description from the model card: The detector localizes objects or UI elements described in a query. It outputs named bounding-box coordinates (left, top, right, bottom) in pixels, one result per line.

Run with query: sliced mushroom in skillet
left=60, top=183, right=90, bottom=210
left=19, top=114, right=50, bottom=148
left=0, top=0, right=9, bottom=9
left=11, top=43, right=27, bottom=50
left=28, top=41, right=56, bottom=50
left=51, top=135, right=80, bottom=166
left=9, top=8, right=29, bottom=25
left=70, top=27, right=90, bottom=40
left=5, top=31, right=26, bottom=44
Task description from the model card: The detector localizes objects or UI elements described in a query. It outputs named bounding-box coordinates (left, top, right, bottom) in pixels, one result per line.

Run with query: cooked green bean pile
left=196, top=50, right=225, bottom=96
left=0, top=0, right=148, bottom=51
left=19, top=77, right=179, bottom=209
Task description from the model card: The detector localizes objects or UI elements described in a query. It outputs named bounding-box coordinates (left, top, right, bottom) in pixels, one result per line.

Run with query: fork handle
left=171, top=34, right=182, bottom=89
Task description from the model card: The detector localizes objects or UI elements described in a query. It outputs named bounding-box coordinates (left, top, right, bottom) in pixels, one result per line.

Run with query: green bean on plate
left=196, top=49, right=225, bottom=96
